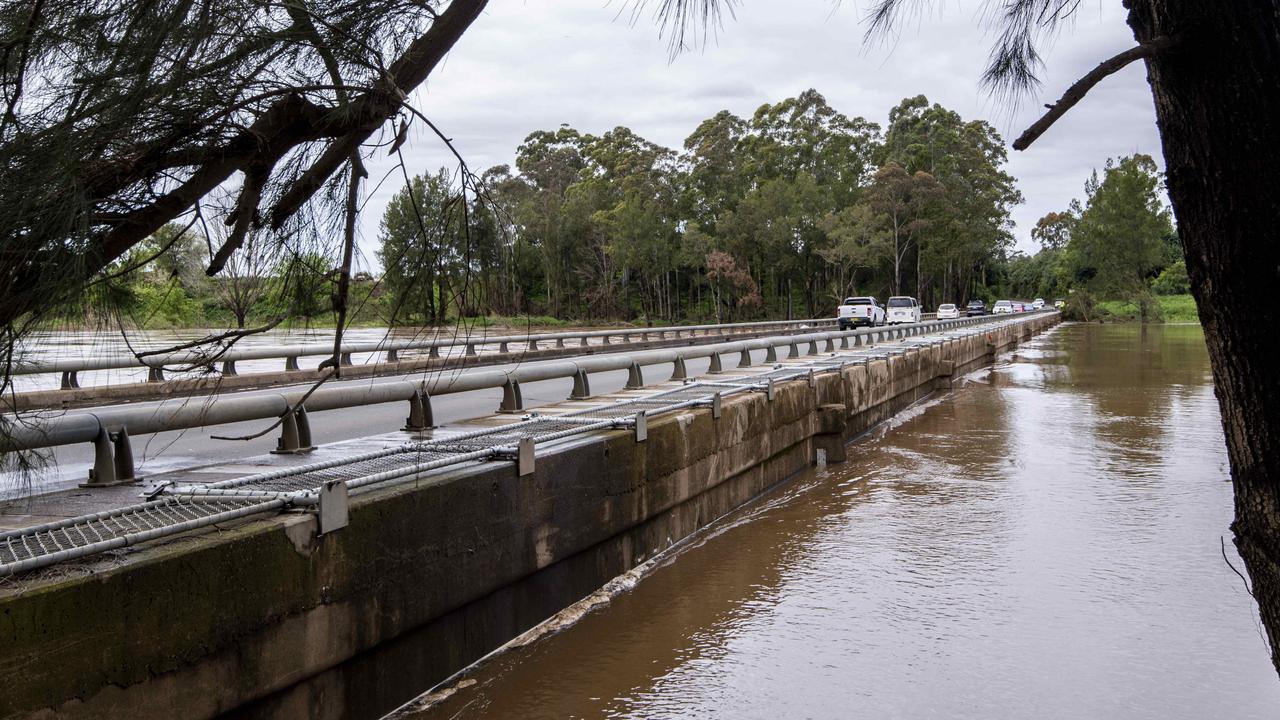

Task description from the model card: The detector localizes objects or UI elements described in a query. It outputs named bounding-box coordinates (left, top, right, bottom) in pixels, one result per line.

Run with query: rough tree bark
left=1127, top=0, right=1280, bottom=671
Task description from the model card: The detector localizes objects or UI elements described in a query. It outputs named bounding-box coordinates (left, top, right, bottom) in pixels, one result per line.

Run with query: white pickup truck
left=837, top=296, right=886, bottom=330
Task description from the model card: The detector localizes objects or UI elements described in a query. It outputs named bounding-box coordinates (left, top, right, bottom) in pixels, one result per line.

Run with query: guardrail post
left=499, top=378, right=524, bottom=412
left=147, top=367, right=165, bottom=383
left=787, top=342, right=800, bottom=359
left=765, top=345, right=778, bottom=363
left=339, top=352, right=353, bottom=367
left=429, top=346, right=440, bottom=359
left=570, top=369, right=592, bottom=399
left=527, top=339, right=539, bottom=351
left=626, top=362, right=644, bottom=389
left=634, top=411, right=647, bottom=442
left=296, top=406, right=313, bottom=449
left=465, top=343, right=476, bottom=356
left=708, top=353, right=723, bottom=374
left=386, top=349, right=399, bottom=363
left=602, top=335, right=611, bottom=345
left=60, top=370, right=80, bottom=389
left=556, top=338, right=565, bottom=348
left=499, top=341, right=510, bottom=353
left=580, top=337, right=590, bottom=347
left=807, top=339, right=819, bottom=356
left=273, top=407, right=314, bottom=454
left=221, top=359, right=237, bottom=376
left=738, top=349, right=752, bottom=368
left=88, top=427, right=115, bottom=486
left=285, top=356, right=300, bottom=371
left=404, top=390, right=434, bottom=430
left=84, top=426, right=137, bottom=487
left=670, top=357, right=688, bottom=381
left=840, top=336, right=849, bottom=349
left=622, top=333, right=631, bottom=343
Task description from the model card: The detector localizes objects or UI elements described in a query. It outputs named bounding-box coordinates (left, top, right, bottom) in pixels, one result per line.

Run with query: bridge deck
left=0, top=326, right=977, bottom=578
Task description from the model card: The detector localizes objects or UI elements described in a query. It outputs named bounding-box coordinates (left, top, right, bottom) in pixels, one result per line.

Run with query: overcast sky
left=355, top=0, right=1164, bottom=272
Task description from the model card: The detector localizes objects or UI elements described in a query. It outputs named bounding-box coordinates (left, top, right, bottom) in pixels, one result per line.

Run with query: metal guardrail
left=0, top=312, right=1024, bottom=484
left=0, top=312, right=1055, bottom=577
left=0, top=313, right=1034, bottom=487
left=13, top=316, right=840, bottom=389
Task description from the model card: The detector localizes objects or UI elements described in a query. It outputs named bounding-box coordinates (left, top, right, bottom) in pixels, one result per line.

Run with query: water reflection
left=395, top=323, right=1277, bottom=720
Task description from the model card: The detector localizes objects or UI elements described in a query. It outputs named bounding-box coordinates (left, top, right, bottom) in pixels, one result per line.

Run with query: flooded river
left=394, top=323, right=1279, bottom=719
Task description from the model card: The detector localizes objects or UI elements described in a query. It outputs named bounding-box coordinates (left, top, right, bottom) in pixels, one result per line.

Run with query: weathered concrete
left=0, top=314, right=1057, bottom=720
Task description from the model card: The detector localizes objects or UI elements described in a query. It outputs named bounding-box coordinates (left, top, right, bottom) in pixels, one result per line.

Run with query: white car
left=886, top=296, right=921, bottom=325
left=936, top=303, right=960, bottom=319
left=993, top=299, right=1014, bottom=314
left=1032, top=298, right=1045, bottom=310
left=837, top=296, right=885, bottom=329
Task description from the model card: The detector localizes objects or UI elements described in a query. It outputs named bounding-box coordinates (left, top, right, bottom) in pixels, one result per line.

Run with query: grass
left=1096, top=294, right=1200, bottom=323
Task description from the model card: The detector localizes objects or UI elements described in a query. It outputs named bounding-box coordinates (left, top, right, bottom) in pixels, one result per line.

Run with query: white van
left=886, top=296, right=921, bottom=325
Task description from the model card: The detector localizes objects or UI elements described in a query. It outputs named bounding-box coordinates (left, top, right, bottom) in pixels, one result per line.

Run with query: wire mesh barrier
left=0, top=496, right=286, bottom=576
left=0, top=316, right=1047, bottom=577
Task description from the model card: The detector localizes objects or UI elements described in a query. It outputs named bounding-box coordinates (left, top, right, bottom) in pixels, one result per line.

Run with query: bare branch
left=1013, top=36, right=1177, bottom=151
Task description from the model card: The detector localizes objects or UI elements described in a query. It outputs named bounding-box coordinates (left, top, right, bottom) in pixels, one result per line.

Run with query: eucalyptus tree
left=881, top=96, right=1020, bottom=304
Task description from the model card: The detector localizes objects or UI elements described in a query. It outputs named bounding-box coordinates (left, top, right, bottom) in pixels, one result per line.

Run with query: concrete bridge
left=0, top=311, right=1057, bottom=720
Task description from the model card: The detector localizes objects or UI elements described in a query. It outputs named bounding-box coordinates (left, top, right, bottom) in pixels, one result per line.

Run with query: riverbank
left=1096, top=294, right=1199, bottom=323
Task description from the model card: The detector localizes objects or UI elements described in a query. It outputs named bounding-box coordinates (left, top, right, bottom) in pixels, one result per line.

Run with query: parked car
left=965, top=300, right=987, bottom=316
left=1032, top=298, right=1045, bottom=310
left=993, top=299, right=1013, bottom=314
left=837, top=296, right=886, bottom=329
left=937, top=303, right=960, bottom=319
left=886, top=296, right=922, bottom=325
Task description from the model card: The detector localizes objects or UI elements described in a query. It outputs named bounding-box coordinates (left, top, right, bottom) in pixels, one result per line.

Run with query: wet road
left=394, top=323, right=1279, bottom=719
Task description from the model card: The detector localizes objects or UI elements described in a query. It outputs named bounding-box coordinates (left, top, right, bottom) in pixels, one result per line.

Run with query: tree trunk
left=1128, top=0, right=1280, bottom=673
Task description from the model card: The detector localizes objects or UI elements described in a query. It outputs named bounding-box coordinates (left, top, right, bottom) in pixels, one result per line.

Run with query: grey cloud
left=355, top=0, right=1165, bottom=270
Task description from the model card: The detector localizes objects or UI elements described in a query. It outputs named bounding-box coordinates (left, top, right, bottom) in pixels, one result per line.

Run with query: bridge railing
left=12, top=316, right=842, bottom=390
left=1, top=312, right=1054, bottom=486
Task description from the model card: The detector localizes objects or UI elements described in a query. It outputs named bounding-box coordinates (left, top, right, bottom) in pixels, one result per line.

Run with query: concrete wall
left=0, top=314, right=1056, bottom=720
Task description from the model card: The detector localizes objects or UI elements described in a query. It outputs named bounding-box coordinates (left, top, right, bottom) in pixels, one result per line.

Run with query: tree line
left=378, top=91, right=1023, bottom=325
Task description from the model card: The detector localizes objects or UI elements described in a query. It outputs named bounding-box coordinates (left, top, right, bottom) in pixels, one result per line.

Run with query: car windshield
left=967, top=300, right=984, bottom=307
left=994, top=300, right=1012, bottom=307
left=844, top=297, right=874, bottom=305
left=939, top=304, right=956, bottom=310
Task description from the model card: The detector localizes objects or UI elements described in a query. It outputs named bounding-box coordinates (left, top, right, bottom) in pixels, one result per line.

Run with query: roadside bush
left=1061, top=291, right=1097, bottom=322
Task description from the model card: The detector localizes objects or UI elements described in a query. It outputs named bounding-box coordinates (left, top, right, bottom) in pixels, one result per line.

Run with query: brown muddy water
left=392, top=323, right=1279, bottom=719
